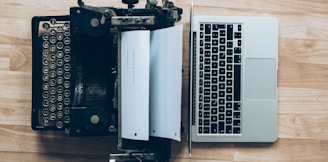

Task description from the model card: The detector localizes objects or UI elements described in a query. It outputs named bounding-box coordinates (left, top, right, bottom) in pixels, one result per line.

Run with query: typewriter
left=31, top=0, right=182, bottom=161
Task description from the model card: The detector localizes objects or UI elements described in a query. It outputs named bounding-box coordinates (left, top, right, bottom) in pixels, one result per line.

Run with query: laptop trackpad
left=244, top=58, right=277, bottom=100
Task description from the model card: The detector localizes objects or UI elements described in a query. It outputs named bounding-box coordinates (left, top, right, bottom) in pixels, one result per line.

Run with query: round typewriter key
left=42, top=99, right=49, bottom=107
left=64, top=22, right=70, bottom=28
left=49, top=62, right=56, bottom=70
left=42, top=91, right=49, bottom=98
left=42, top=58, right=49, bottom=66
left=63, top=46, right=70, bottom=54
left=56, top=121, right=64, bottom=129
left=42, top=117, right=50, bottom=126
left=57, top=103, right=63, bottom=111
left=56, top=68, right=64, bottom=76
left=42, top=74, right=49, bottom=81
left=49, top=53, right=56, bottom=61
left=64, top=107, right=70, bottom=114
left=42, top=23, right=50, bottom=30
left=49, top=87, right=56, bottom=95
left=57, top=111, right=64, bottom=120
left=49, top=95, right=56, bottom=103
left=42, top=83, right=49, bottom=90
left=49, top=104, right=56, bottom=112
left=56, top=42, right=64, bottom=49
left=56, top=51, right=64, bottom=58
left=49, top=36, right=56, bottom=44
left=63, top=80, right=70, bottom=88
left=49, top=79, right=56, bottom=87
left=42, top=34, right=49, bottom=40
left=63, top=72, right=71, bottom=80
left=57, top=85, right=64, bottom=94
left=63, top=115, right=70, bottom=123
left=50, top=29, right=56, bottom=35
left=49, top=44, right=56, bottom=52
left=42, top=41, right=50, bottom=48
left=57, top=76, right=64, bottom=84
left=57, top=94, right=63, bottom=102
left=57, top=33, right=64, bottom=41
left=63, top=37, right=70, bottom=45
left=50, top=18, right=56, bottom=25
left=42, top=108, right=49, bottom=116
left=42, top=49, right=49, bottom=57
left=64, top=54, right=71, bottom=62
left=64, top=98, right=71, bottom=105
left=50, top=113, right=56, bottom=121
left=57, top=26, right=63, bottom=32
left=57, top=59, right=64, bottom=67
left=42, top=66, right=49, bottom=73
left=64, top=63, right=71, bottom=71
left=64, top=31, right=70, bottom=37
left=49, top=70, right=56, bottom=78
left=64, top=89, right=70, bottom=98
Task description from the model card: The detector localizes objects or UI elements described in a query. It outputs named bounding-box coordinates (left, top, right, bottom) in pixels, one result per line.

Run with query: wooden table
left=1, top=0, right=328, bottom=161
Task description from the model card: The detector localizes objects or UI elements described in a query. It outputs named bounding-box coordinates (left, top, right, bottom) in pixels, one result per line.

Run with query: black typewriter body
left=31, top=0, right=182, bottom=161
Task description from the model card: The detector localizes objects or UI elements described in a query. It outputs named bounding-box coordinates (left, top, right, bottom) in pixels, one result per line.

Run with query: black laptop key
left=211, top=100, right=217, bottom=106
left=205, top=24, right=211, bottom=34
left=219, top=45, right=225, bottom=51
left=204, top=89, right=210, bottom=95
left=234, top=55, right=241, bottom=63
left=204, top=104, right=210, bottom=110
left=219, top=106, right=224, bottom=112
left=233, top=127, right=241, bottom=134
left=204, top=74, right=210, bottom=80
left=200, top=32, right=204, bottom=38
left=234, top=112, right=241, bottom=118
left=204, top=112, right=210, bottom=118
left=226, top=110, right=232, bottom=116
left=227, top=49, right=233, bottom=55
left=234, top=32, right=242, bottom=39
left=199, top=127, right=202, bottom=133
left=219, top=122, right=224, bottom=133
left=205, top=43, right=211, bottom=49
left=234, top=103, right=241, bottom=110
left=211, top=108, right=217, bottom=114
left=211, top=124, right=218, bottom=133
left=219, top=91, right=225, bottom=97
left=211, top=116, right=218, bottom=122
left=220, top=38, right=225, bottom=44
left=204, top=119, right=210, bottom=125
left=212, top=62, right=218, bottom=68
left=212, top=77, right=218, bottom=83
left=226, top=118, right=232, bottom=124
left=200, top=24, right=204, bottom=30
left=204, top=127, right=210, bottom=134
left=213, top=24, right=225, bottom=30
left=234, top=47, right=241, bottom=54
left=212, top=32, right=218, bottom=38
left=212, top=39, right=218, bottom=45
left=238, top=40, right=242, bottom=46
left=227, top=42, right=233, bottom=48
left=212, top=54, right=218, bottom=61
left=200, top=48, right=204, bottom=54
left=219, top=30, right=226, bottom=36
left=238, top=24, right=242, bottom=31
left=234, top=65, right=241, bottom=101
left=205, top=51, right=211, bottom=57
left=204, top=97, right=210, bottom=103
left=204, top=66, right=211, bottom=72
left=227, top=25, right=233, bottom=40
left=233, top=120, right=240, bottom=126
left=205, top=36, right=211, bottom=42
left=226, top=125, right=232, bottom=134
left=212, top=47, right=218, bottom=53
left=199, top=119, right=202, bottom=125
left=219, top=114, right=224, bottom=120
left=200, top=40, right=203, bottom=46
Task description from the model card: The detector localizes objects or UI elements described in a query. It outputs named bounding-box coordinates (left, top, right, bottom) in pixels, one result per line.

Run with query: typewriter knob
left=90, top=114, right=100, bottom=124
left=122, top=0, right=139, bottom=8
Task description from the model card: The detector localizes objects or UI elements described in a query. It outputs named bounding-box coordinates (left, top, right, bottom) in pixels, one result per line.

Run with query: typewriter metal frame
left=31, top=0, right=182, bottom=161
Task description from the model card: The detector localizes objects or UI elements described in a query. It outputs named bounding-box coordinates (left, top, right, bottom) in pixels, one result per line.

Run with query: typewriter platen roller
left=32, top=0, right=182, bottom=161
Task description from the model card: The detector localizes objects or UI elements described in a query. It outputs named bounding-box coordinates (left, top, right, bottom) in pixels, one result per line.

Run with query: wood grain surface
left=1, top=0, right=328, bottom=161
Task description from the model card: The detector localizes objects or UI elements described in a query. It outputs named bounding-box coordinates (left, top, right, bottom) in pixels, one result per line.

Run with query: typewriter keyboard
left=39, top=18, right=71, bottom=129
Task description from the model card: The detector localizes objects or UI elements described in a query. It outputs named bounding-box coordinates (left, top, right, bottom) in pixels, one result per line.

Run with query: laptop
left=189, top=14, right=278, bottom=143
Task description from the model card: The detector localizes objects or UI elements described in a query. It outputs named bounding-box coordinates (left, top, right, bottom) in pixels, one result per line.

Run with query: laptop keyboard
left=197, top=23, right=242, bottom=134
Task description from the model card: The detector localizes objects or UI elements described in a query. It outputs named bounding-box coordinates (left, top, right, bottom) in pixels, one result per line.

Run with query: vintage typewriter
left=31, top=0, right=182, bottom=161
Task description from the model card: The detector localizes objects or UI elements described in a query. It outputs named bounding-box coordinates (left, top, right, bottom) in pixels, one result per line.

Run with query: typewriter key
left=49, top=54, right=56, bottom=61
left=64, top=107, right=70, bottom=114
left=50, top=18, right=56, bottom=25
left=57, top=33, right=64, bottom=41
left=42, top=23, right=50, bottom=30
left=49, top=113, right=56, bottom=121
left=57, top=85, right=64, bottom=94
left=42, top=74, right=49, bottom=81
left=50, top=29, right=56, bottom=35
left=57, top=103, right=63, bottom=110
left=42, top=49, right=49, bottom=57
left=56, top=42, right=64, bottom=49
left=56, top=68, right=63, bottom=76
left=63, top=46, right=70, bottom=54
left=49, top=36, right=56, bottom=44
left=42, top=108, right=49, bottom=116
left=63, top=63, right=70, bottom=71
left=42, top=58, right=49, bottom=66
left=63, top=37, right=70, bottom=45
left=42, top=91, right=49, bottom=98
left=42, top=66, right=49, bottom=73
left=42, top=117, right=50, bottom=126
left=56, top=121, right=64, bottom=129
left=42, top=83, right=49, bottom=90
left=63, top=54, right=71, bottom=62
left=42, top=41, right=50, bottom=48
left=49, top=95, right=56, bottom=103
left=42, top=99, right=49, bottom=107
left=49, top=79, right=56, bottom=87
left=57, top=59, right=64, bottom=67
left=57, top=26, right=63, bottom=32
left=49, top=44, right=56, bottom=52
left=63, top=98, right=71, bottom=105
left=56, top=51, right=64, bottom=58
left=64, top=31, right=70, bottom=37
left=63, top=72, right=71, bottom=80
left=49, top=62, right=56, bottom=70
left=57, top=76, right=64, bottom=84
left=63, top=115, right=70, bottom=123
left=64, top=22, right=70, bottom=28
left=49, top=70, right=56, bottom=78
left=49, top=104, right=56, bottom=112
left=64, top=90, right=70, bottom=97
left=57, top=94, right=63, bottom=102
left=57, top=111, right=63, bottom=119
left=49, top=87, right=56, bottom=95
left=42, top=34, right=49, bottom=40
left=63, top=81, right=70, bottom=88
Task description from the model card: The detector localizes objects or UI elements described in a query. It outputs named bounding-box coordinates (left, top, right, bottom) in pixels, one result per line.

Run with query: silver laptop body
left=190, top=16, right=278, bottom=142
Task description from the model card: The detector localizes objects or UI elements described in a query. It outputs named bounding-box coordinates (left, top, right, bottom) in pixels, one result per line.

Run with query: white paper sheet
left=121, top=30, right=150, bottom=141
left=149, top=25, right=183, bottom=141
